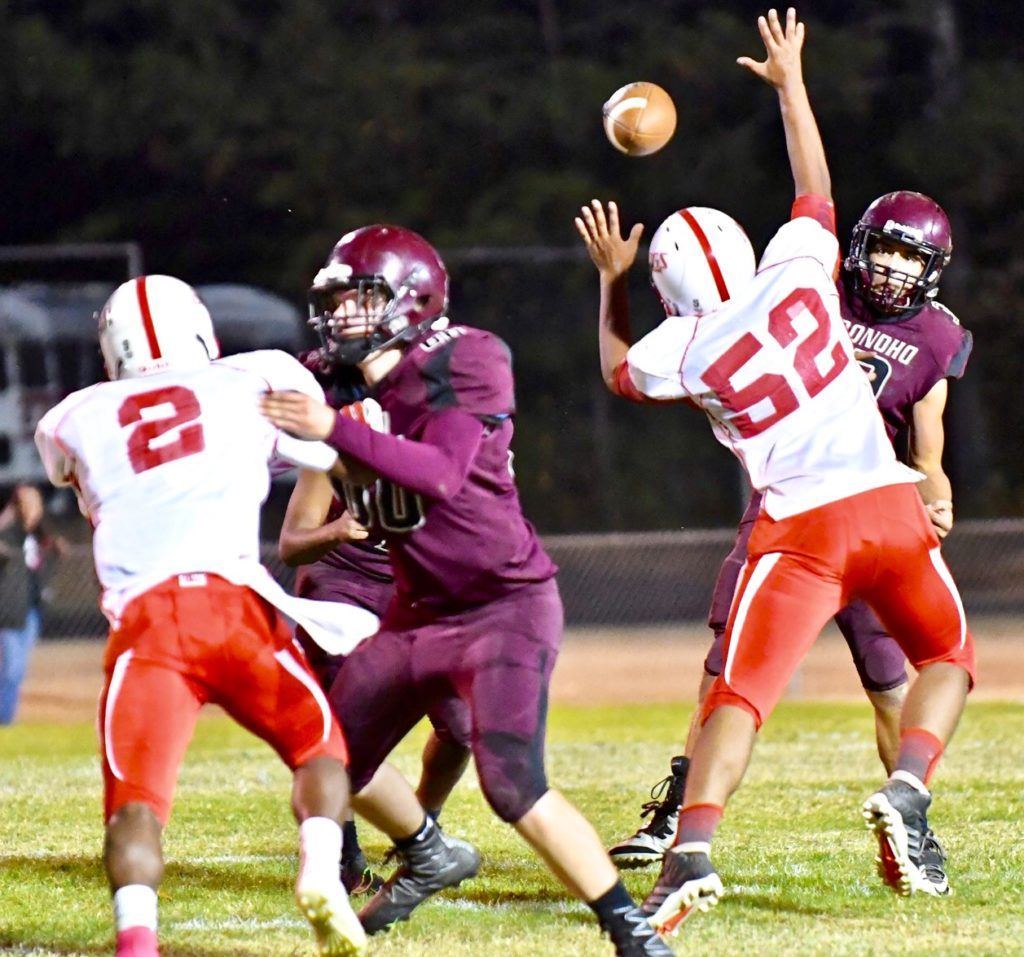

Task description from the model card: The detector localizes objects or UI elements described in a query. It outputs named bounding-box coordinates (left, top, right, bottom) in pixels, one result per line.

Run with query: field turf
left=1, top=701, right=1021, bottom=956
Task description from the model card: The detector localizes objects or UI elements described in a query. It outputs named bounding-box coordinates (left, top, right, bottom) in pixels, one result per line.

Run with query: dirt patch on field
left=11, top=616, right=1024, bottom=724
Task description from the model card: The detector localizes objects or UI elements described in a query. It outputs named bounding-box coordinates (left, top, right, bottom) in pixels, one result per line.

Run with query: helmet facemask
left=846, top=227, right=947, bottom=315
left=309, top=264, right=437, bottom=367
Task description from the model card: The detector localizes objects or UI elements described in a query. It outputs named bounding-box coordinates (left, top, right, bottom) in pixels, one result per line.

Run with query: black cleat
left=600, top=903, right=676, bottom=956
left=918, top=828, right=951, bottom=895
left=641, top=847, right=723, bottom=936
left=609, top=756, right=688, bottom=869
left=340, top=849, right=384, bottom=896
left=358, top=820, right=480, bottom=934
left=862, top=777, right=951, bottom=896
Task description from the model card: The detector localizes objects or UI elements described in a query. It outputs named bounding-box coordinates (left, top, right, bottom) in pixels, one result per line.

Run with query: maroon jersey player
left=279, top=356, right=472, bottom=893
left=262, top=226, right=673, bottom=957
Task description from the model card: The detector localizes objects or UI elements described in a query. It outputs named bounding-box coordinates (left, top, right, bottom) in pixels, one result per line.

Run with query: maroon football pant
left=330, top=578, right=563, bottom=823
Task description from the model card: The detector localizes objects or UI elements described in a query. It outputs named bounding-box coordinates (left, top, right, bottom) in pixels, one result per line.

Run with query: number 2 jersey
left=34, top=350, right=378, bottom=653
left=618, top=204, right=922, bottom=519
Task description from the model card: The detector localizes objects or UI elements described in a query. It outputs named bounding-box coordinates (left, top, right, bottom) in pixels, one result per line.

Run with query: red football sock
left=895, top=727, right=944, bottom=786
left=115, top=926, right=159, bottom=957
left=675, top=803, right=724, bottom=847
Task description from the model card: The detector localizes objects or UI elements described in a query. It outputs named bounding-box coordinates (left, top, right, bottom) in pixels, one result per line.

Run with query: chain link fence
left=8, top=518, right=1024, bottom=640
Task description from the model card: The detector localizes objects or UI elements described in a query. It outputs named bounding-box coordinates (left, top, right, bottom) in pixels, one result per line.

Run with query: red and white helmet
left=98, top=275, right=220, bottom=380
left=648, top=207, right=755, bottom=316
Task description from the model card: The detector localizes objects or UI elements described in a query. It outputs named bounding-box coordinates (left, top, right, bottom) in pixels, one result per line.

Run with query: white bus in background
left=0, top=281, right=307, bottom=486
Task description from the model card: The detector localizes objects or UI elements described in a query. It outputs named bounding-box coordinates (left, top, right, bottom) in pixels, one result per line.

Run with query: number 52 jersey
left=33, top=350, right=374, bottom=647
left=620, top=214, right=922, bottom=520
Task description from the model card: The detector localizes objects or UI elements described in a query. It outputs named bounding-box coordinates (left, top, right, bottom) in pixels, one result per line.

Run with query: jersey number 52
left=701, top=287, right=849, bottom=438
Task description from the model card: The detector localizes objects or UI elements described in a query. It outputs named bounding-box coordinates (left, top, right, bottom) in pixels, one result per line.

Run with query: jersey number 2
left=118, top=386, right=205, bottom=474
left=701, top=287, right=849, bottom=438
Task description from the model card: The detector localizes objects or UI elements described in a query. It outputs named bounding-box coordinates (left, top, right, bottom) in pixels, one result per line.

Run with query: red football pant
left=704, top=484, right=975, bottom=728
left=99, top=574, right=347, bottom=825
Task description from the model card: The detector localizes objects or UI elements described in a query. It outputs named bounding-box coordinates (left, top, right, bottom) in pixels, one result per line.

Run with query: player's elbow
left=422, top=472, right=463, bottom=502
left=909, top=452, right=944, bottom=477
left=278, top=533, right=304, bottom=567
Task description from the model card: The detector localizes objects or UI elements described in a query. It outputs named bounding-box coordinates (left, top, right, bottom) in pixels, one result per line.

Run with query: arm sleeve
left=220, top=350, right=327, bottom=401
left=424, top=332, right=516, bottom=418
left=921, top=308, right=972, bottom=391
left=791, top=194, right=837, bottom=235
left=34, top=407, right=76, bottom=488
left=617, top=316, right=697, bottom=403
left=272, top=433, right=338, bottom=473
left=946, top=327, right=973, bottom=379
left=225, top=351, right=333, bottom=475
left=759, top=215, right=841, bottom=276
left=326, top=406, right=484, bottom=501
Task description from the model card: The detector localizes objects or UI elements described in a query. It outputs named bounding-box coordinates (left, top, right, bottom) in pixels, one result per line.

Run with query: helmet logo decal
left=680, top=209, right=730, bottom=302
left=134, top=276, right=162, bottom=360
left=881, top=219, right=925, bottom=242
left=312, top=262, right=354, bottom=287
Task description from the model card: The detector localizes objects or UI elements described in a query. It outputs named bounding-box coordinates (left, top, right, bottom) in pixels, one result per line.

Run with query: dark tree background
left=3, top=0, right=1022, bottom=530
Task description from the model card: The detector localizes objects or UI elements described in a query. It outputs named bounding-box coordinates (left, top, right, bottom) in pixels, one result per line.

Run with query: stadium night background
left=1, top=2, right=1022, bottom=956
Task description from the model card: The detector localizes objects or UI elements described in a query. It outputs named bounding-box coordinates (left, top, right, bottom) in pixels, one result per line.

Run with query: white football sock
left=298, top=816, right=343, bottom=888
left=113, top=884, right=158, bottom=932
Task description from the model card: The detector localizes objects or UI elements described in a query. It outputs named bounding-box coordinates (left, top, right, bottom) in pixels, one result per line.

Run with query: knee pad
left=476, top=731, right=549, bottom=823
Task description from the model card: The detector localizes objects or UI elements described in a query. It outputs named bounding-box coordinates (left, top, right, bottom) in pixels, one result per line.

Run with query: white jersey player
left=623, top=209, right=921, bottom=519
left=576, top=7, right=974, bottom=938
left=36, top=292, right=376, bottom=654
left=35, top=275, right=368, bottom=957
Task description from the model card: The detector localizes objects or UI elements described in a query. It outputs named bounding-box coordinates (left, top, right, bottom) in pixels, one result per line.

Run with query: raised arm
left=739, top=7, right=831, bottom=203
left=574, top=200, right=645, bottom=393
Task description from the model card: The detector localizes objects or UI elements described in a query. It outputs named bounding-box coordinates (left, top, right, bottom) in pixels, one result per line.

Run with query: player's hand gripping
left=926, top=500, right=954, bottom=539
left=575, top=200, right=644, bottom=283
left=737, top=7, right=805, bottom=92
left=327, top=509, right=370, bottom=543
left=261, top=391, right=337, bottom=441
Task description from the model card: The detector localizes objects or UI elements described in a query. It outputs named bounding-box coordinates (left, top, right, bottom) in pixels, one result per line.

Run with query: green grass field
left=2, top=701, right=1022, bottom=956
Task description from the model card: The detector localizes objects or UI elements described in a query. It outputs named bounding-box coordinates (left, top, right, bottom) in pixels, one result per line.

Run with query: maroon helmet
left=844, top=191, right=952, bottom=315
left=309, top=224, right=449, bottom=365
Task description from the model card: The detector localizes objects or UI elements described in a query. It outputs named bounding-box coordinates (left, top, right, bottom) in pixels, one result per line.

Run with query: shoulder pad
left=925, top=301, right=962, bottom=327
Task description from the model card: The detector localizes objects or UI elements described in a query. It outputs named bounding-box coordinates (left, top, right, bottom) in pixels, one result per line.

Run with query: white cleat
left=296, top=881, right=368, bottom=956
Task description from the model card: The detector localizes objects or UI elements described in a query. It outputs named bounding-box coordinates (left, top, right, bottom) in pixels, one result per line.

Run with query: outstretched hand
left=261, top=390, right=336, bottom=441
left=737, top=7, right=805, bottom=91
left=574, top=200, right=644, bottom=282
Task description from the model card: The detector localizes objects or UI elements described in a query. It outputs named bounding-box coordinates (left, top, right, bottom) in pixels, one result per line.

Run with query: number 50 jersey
left=620, top=214, right=921, bottom=520
left=34, top=350, right=344, bottom=626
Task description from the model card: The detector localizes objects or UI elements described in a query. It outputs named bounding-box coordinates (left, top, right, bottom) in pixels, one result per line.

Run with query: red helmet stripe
left=134, top=276, right=162, bottom=360
left=680, top=209, right=730, bottom=302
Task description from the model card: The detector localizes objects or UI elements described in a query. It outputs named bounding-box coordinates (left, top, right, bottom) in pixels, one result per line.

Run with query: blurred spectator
left=0, top=484, right=67, bottom=724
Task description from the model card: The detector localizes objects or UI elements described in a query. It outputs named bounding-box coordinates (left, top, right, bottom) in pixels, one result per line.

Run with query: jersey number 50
left=341, top=480, right=425, bottom=534
left=118, top=386, right=205, bottom=474
left=701, top=287, right=849, bottom=438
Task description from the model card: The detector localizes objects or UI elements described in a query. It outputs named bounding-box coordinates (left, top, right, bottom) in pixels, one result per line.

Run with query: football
left=602, top=81, right=677, bottom=156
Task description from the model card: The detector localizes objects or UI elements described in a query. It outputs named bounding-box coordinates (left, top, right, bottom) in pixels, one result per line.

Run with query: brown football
left=602, top=81, right=677, bottom=157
